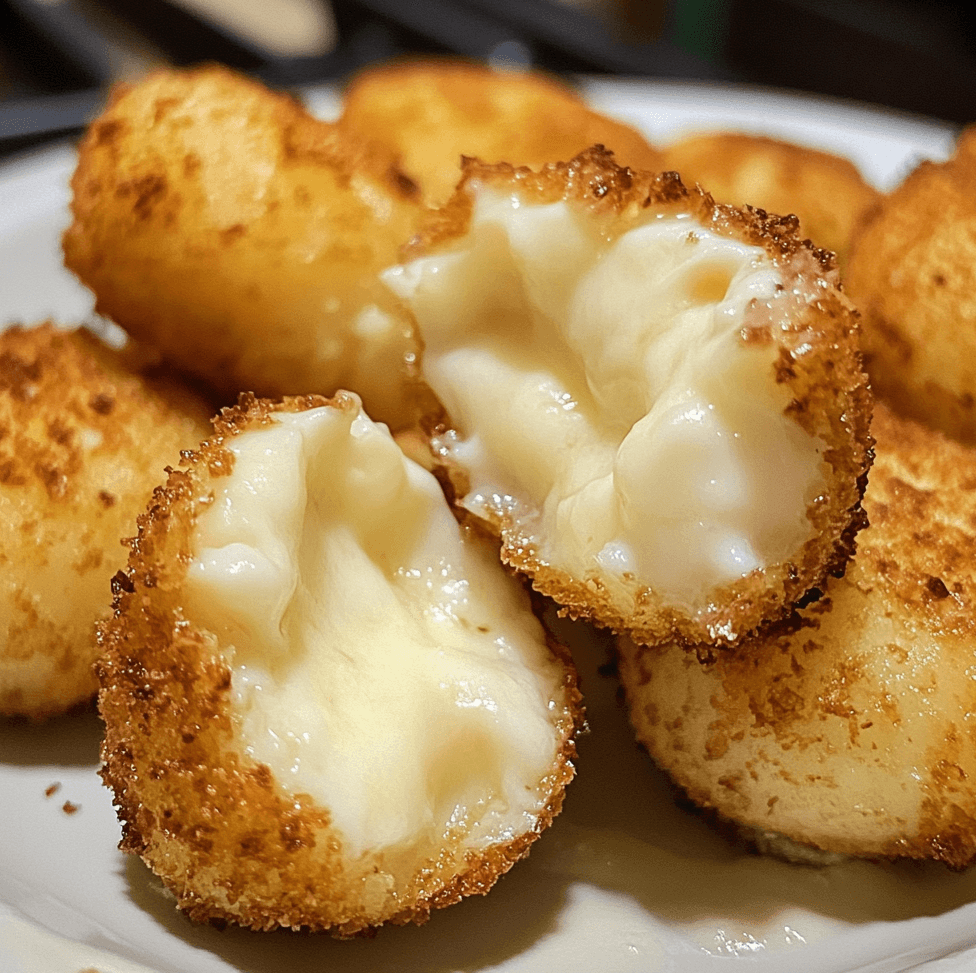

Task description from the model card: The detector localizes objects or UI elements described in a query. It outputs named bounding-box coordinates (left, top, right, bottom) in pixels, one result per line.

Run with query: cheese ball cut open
left=618, top=406, right=976, bottom=867
left=97, top=393, right=581, bottom=935
left=385, top=149, right=872, bottom=647
left=0, top=323, right=212, bottom=719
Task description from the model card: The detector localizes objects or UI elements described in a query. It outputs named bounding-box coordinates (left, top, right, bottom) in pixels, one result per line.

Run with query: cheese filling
left=384, top=189, right=826, bottom=607
left=184, top=399, right=566, bottom=861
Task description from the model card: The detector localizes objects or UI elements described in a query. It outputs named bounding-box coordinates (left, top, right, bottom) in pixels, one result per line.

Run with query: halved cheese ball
left=385, top=149, right=872, bottom=647
left=63, top=66, right=427, bottom=430
left=618, top=405, right=976, bottom=867
left=846, top=126, right=976, bottom=445
left=97, top=393, right=581, bottom=935
left=660, top=131, right=880, bottom=269
left=338, top=59, right=663, bottom=208
left=0, top=323, right=212, bottom=719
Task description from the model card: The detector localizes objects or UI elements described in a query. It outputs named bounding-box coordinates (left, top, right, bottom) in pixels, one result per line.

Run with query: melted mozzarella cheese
left=184, top=399, right=565, bottom=859
left=384, top=189, right=825, bottom=607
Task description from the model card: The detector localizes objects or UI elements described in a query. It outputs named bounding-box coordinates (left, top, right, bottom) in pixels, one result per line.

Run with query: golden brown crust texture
left=0, top=323, right=212, bottom=719
left=411, top=148, right=872, bottom=649
left=661, top=131, right=880, bottom=268
left=63, top=65, right=427, bottom=430
left=97, top=393, right=582, bottom=935
left=339, top=57, right=664, bottom=207
left=620, top=405, right=976, bottom=867
left=846, top=125, right=976, bottom=444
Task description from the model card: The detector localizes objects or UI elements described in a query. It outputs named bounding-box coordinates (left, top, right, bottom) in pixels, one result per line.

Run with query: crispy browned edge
left=339, top=56, right=664, bottom=187
left=409, top=146, right=873, bottom=650
left=71, top=62, right=421, bottom=213
left=97, top=391, right=583, bottom=935
left=619, top=405, right=976, bottom=868
left=659, top=131, right=881, bottom=265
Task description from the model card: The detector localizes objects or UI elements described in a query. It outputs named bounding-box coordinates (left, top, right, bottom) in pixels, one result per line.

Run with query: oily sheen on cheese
left=386, top=192, right=823, bottom=608
left=185, top=403, right=568, bottom=858
left=384, top=148, right=870, bottom=644
left=384, top=152, right=870, bottom=648
left=618, top=406, right=976, bottom=869
left=97, top=393, right=581, bottom=934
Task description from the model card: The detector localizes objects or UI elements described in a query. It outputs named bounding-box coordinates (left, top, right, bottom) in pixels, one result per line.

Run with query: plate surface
left=0, top=78, right=972, bottom=973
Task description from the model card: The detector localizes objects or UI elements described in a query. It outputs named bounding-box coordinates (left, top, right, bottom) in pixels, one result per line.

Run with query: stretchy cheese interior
left=385, top=187, right=826, bottom=609
left=184, top=401, right=566, bottom=862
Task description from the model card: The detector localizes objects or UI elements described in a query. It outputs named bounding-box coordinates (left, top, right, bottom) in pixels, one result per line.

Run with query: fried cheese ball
left=619, top=404, right=976, bottom=867
left=846, top=126, right=976, bottom=445
left=338, top=59, right=663, bottom=207
left=63, top=66, right=426, bottom=430
left=385, top=148, right=872, bottom=648
left=0, top=323, right=212, bottom=719
left=97, top=392, right=581, bottom=935
left=661, top=132, right=879, bottom=269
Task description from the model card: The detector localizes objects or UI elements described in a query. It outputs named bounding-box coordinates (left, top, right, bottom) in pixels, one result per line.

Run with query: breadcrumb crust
left=0, top=323, right=211, bottom=719
left=660, top=131, right=880, bottom=268
left=847, top=126, right=976, bottom=445
left=339, top=57, right=663, bottom=207
left=63, top=66, right=429, bottom=430
left=619, top=405, right=976, bottom=867
left=97, top=393, right=582, bottom=935
left=410, top=147, right=873, bottom=649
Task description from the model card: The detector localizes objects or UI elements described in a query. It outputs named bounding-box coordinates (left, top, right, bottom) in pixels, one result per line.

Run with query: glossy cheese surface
left=185, top=402, right=566, bottom=858
left=385, top=189, right=825, bottom=608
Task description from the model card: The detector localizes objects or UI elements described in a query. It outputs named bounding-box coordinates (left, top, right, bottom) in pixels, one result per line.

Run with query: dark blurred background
left=2, top=0, right=975, bottom=156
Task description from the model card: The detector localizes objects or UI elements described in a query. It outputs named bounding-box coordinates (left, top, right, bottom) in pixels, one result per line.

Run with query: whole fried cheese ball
left=338, top=59, right=663, bottom=207
left=846, top=127, right=976, bottom=445
left=385, top=148, right=872, bottom=648
left=0, top=323, right=212, bottom=719
left=63, top=65, right=425, bottom=430
left=97, top=393, right=581, bottom=935
left=619, top=405, right=976, bottom=867
left=660, top=132, right=880, bottom=269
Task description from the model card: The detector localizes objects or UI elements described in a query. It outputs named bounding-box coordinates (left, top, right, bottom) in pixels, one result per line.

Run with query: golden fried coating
left=661, top=132, right=879, bottom=268
left=0, top=324, right=212, bottom=719
left=98, top=393, right=581, bottom=935
left=846, top=126, right=976, bottom=444
left=386, top=148, right=872, bottom=648
left=619, top=404, right=976, bottom=867
left=338, top=59, right=663, bottom=206
left=64, top=65, right=426, bottom=430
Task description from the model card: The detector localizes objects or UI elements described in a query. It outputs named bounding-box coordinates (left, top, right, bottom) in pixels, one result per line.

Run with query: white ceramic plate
left=0, top=79, right=972, bottom=973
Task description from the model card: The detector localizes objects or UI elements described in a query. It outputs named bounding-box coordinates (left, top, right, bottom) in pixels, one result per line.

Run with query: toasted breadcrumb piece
left=661, top=131, right=879, bottom=268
